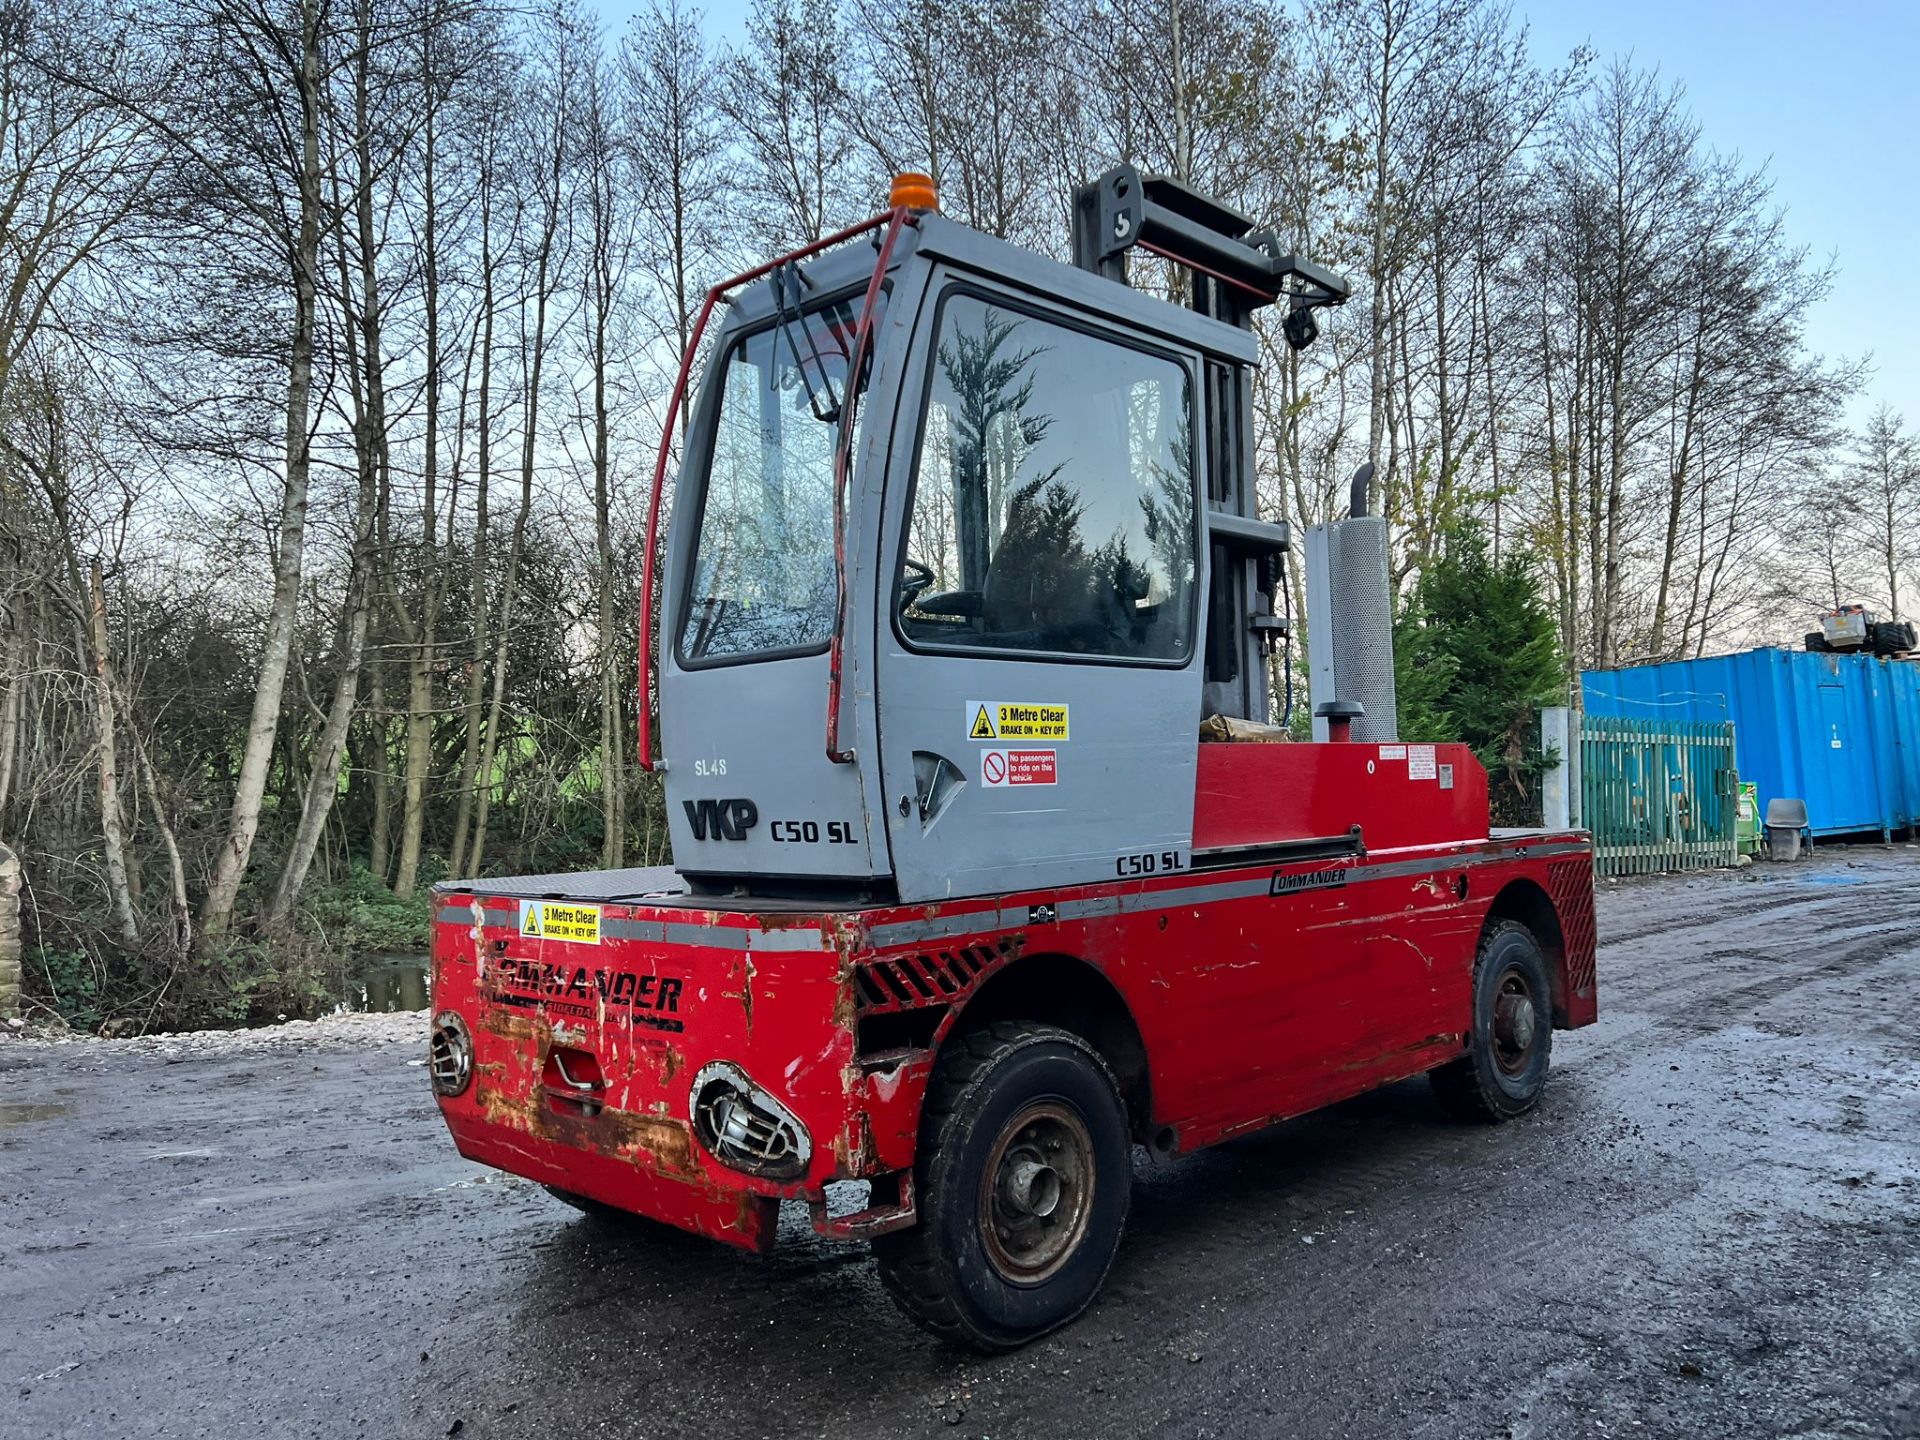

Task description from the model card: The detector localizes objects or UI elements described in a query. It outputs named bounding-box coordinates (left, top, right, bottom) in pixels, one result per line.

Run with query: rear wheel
left=873, top=1022, right=1131, bottom=1351
left=1430, top=920, right=1554, bottom=1122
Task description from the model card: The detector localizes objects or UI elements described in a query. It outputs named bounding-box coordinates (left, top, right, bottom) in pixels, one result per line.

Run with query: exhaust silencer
left=1304, top=464, right=1398, bottom=744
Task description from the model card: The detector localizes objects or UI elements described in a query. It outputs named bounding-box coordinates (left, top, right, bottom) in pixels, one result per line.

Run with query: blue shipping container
left=1581, top=647, right=1920, bottom=839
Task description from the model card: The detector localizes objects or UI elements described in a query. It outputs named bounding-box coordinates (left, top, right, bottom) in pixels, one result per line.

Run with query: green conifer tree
left=1395, top=526, right=1566, bottom=822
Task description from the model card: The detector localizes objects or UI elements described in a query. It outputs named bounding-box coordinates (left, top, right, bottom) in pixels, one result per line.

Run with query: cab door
left=873, top=273, right=1207, bottom=903
left=658, top=282, right=898, bottom=887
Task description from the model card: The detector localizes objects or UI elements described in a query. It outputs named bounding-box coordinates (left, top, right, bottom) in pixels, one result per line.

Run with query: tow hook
left=808, top=1171, right=917, bottom=1241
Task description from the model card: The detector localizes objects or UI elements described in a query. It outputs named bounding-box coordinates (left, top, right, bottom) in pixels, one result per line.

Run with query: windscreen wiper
left=770, top=262, right=842, bottom=423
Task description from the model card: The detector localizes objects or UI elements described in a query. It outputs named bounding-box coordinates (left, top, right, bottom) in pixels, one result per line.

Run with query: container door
left=873, top=276, right=1206, bottom=902
left=1815, top=680, right=1876, bottom=833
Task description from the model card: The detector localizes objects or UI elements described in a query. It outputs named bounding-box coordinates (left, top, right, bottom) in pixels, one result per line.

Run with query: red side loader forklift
left=426, top=167, right=1598, bottom=1350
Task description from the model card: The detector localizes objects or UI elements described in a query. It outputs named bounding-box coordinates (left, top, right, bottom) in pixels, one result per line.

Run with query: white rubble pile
left=0, top=1007, right=427, bottom=1057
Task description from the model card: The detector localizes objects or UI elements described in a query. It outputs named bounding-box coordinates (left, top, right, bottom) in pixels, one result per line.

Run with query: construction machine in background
left=1806, top=604, right=1916, bottom=658
left=425, top=166, right=1598, bottom=1350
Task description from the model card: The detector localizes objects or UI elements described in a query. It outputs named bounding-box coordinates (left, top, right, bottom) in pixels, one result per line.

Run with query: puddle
left=338, top=953, right=430, bottom=1013
left=0, top=1102, right=75, bottom=1127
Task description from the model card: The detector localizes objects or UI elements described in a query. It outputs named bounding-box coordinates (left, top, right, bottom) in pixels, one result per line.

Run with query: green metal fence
left=1580, top=716, right=1739, bottom=876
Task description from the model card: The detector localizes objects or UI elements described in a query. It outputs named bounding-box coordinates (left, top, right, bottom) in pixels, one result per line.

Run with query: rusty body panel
left=429, top=745, right=1597, bottom=1251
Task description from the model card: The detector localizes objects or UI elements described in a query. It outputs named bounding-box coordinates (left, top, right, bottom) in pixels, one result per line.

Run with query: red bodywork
left=430, top=743, right=1598, bottom=1251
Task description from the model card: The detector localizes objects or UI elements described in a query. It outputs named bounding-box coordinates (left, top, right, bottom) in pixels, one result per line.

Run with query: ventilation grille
left=854, top=943, right=1008, bottom=1015
left=1548, top=859, right=1598, bottom=996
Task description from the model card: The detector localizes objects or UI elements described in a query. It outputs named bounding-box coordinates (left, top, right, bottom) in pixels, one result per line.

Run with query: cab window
left=897, top=293, right=1197, bottom=662
left=680, top=292, right=881, bottom=663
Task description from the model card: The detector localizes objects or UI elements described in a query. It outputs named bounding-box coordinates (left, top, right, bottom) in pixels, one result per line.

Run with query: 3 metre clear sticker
left=966, top=701, right=1069, bottom=742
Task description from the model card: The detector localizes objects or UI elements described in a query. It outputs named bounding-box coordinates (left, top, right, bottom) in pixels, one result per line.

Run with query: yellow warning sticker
left=520, top=901, right=601, bottom=945
left=965, top=700, right=1069, bottom=742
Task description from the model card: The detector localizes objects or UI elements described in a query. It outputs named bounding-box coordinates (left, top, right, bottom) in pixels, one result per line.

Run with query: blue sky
left=1521, top=1, right=1919, bottom=427
left=608, top=0, right=1917, bottom=427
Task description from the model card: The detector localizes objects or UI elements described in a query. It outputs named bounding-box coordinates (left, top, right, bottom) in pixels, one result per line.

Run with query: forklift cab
left=651, top=168, right=1351, bottom=905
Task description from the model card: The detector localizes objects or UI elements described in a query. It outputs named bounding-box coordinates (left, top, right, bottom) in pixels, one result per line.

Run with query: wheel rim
left=1491, top=966, right=1539, bottom=1077
left=978, top=1100, right=1096, bottom=1286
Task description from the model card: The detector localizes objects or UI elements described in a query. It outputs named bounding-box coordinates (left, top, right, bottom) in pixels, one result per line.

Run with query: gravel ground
left=1, top=852, right=1916, bottom=1440
left=2, top=1008, right=427, bottom=1057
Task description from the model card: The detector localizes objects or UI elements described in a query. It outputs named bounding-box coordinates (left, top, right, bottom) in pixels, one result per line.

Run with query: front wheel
left=1430, top=920, right=1554, bottom=1121
left=873, top=1022, right=1132, bottom=1351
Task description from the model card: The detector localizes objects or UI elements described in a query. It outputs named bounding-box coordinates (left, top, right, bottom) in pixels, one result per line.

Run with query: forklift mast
left=1070, top=164, right=1352, bottom=726
left=641, top=169, right=1352, bottom=906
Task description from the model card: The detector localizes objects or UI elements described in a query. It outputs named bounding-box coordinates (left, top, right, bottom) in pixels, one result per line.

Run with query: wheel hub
left=979, top=1101, right=1095, bottom=1285
left=1004, top=1157, right=1063, bottom=1218
left=1492, top=970, right=1538, bottom=1075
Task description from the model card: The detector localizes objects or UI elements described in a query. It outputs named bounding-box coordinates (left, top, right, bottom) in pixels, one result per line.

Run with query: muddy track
left=2, top=852, right=1917, bottom=1440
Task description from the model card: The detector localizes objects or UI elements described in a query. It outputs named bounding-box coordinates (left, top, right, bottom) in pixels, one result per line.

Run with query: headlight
left=429, top=1011, right=473, bottom=1097
left=690, top=1061, right=811, bottom=1180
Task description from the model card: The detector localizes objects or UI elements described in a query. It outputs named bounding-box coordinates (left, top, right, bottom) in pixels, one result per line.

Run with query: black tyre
left=1430, top=920, right=1553, bottom=1122
left=1804, top=631, right=1831, bottom=653
left=1871, top=620, right=1917, bottom=656
left=872, top=1022, right=1132, bottom=1351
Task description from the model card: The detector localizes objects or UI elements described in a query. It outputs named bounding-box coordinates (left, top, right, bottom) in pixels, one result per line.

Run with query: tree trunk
left=264, top=569, right=371, bottom=927
left=368, top=659, right=392, bottom=880
left=588, top=101, right=624, bottom=871
left=1478, top=246, right=1503, bottom=557
left=1886, top=487, right=1901, bottom=625
left=198, top=0, right=325, bottom=948
left=394, top=20, right=445, bottom=898
left=1433, top=232, right=1452, bottom=531
left=113, top=676, right=191, bottom=955
left=0, top=579, right=23, bottom=829
left=87, top=561, right=139, bottom=946
left=1649, top=328, right=1706, bottom=657
left=466, top=336, right=539, bottom=877
left=447, top=163, right=496, bottom=880
left=1365, top=1, right=1395, bottom=483
left=466, top=90, right=562, bottom=877
left=266, top=166, right=378, bottom=936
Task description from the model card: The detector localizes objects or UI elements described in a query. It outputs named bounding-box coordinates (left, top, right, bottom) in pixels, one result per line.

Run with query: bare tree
left=85, top=556, right=138, bottom=944
left=572, top=31, right=634, bottom=867
left=463, top=1, right=577, bottom=876
left=446, top=90, right=509, bottom=880
left=177, top=0, right=337, bottom=947
left=261, top=56, right=390, bottom=927
left=0, top=0, right=1905, bottom=1028
left=623, top=0, right=728, bottom=369
left=1849, top=405, right=1920, bottom=624
left=722, top=0, right=857, bottom=247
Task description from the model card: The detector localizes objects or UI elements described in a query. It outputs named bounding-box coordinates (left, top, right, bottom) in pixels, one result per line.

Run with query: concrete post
left=0, top=845, right=20, bottom=1020
left=1540, top=707, right=1572, bottom=831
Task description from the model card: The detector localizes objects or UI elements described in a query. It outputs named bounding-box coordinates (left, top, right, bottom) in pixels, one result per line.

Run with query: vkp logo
left=683, top=797, right=759, bottom=842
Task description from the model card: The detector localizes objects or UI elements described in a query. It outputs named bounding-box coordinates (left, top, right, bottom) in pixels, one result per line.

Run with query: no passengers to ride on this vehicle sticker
left=979, top=749, right=1058, bottom=787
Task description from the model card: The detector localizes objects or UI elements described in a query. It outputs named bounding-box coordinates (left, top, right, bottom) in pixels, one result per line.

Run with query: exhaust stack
left=1305, top=464, right=1398, bottom=744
